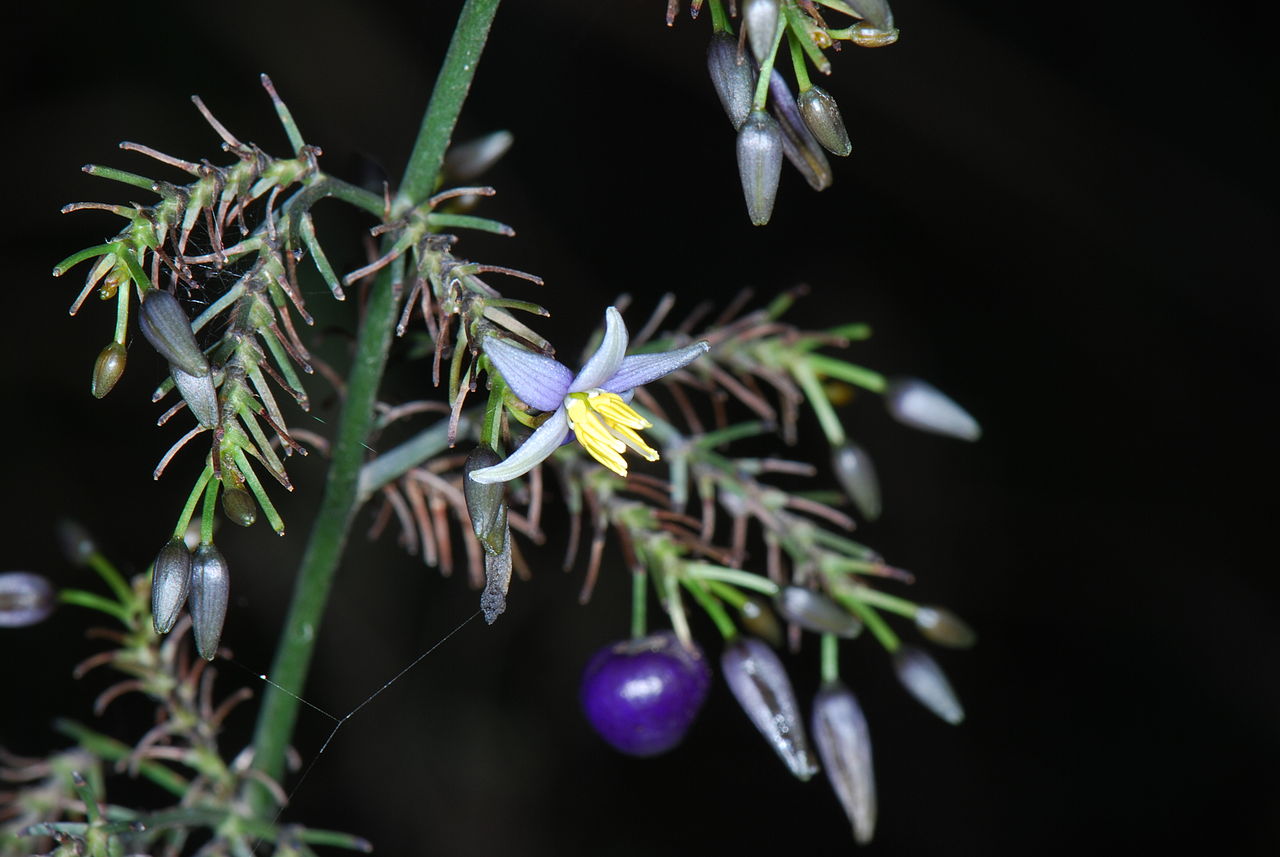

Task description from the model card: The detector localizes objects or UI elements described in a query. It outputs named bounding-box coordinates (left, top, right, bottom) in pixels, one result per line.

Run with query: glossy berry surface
left=580, top=631, right=712, bottom=757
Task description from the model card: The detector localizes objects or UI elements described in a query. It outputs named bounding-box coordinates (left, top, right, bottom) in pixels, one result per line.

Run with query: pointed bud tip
left=892, top=645, right=965, bottom=724
left=798, top=87, right=853, bottom=157
left=737, top=111, right=784, bottom=226
left=885, top=378, right=981, bottom=441
left=190, top=544, right=229, bottom=660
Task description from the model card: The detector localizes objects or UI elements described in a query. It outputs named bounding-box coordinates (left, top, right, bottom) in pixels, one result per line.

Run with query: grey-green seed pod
left=884, top=378, right=981, bottom=441
left=222, top=487, right=257, bottom=528
left=464, top=447, right=508, bottom=556
left=138, top=290, right=209, bottom=378
left=151, top=538, right=192, bottom=635
left=744, top=0, right=780, bottom=64
left=798, top=87, right=852, bottom=157
left=769, top=71, right=833, bottom=191
left=737, top=110, right=784, bottom=226
left=775, top=586, right=863, bottom=638
left=171, top=365, right=219, bottom=429
left=91, top=342, right=127, bottom=399
left=0, top=572, right=56, bottom=627
left=915, top=606, right=977, bottom=648
left=707, top=31, right=756, bottom=130
left=812, top=681, right=877, bottom=844
left=721, top=637, right=820, bottom=780
left=832, top=442, right=881, bottom=521
left=190, top=544, right=229, bottom=660
left=892, top=644, right=965, bottom=724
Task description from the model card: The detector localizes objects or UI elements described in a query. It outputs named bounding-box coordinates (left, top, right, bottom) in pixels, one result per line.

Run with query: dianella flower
left=469, top=307, right=709, bottom=484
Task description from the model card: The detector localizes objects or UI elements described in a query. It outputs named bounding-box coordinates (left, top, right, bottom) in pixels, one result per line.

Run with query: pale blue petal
left=468, top=408, right=570, bottom=484
left=482, top=337, right=573, bottom=413
left=570, top=306, right=629, bottom=393
left=602, top=341, right=710, bottom=393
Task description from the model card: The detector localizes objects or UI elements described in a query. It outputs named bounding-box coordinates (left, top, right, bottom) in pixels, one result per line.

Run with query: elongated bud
left=849, top=24, right=899, bottom=48
left=813, top=681, right=877, bottom=844
left=444, top=130, right=514, bottom=182
left=768, top=71, right=832, bottom=191
left=480, top=521, right=512, bottom=625
left=737, top=110, right=784, bottom=226
left=847, top=0, right=895, bottom=30
left=190, top=544, right=229, bottom=660
left=91, top=342, right=127, bottom=398
left=222, top=487, right=257, bottom=528
left=915, top=606, right=977, bottom=648
left=737, top=596, right=783, bottom=647
left=798, top=87, right=852, bottom=157
left=832, top=442, right=881, bottom=521
left=707, top=31, right=756, bottom=129
left=775, top=586, right=863, bottom=638
left=884, top=378, right=981, bottom=441
left=138, top=290, right=209, bottom=378
left=744, top=0, right=780, bottom=64
left=465, top=447, right=508, bottom=555
left=892, top=644, right=964, bottom=724
left=171, top=365, right=219, bottom=429
left=56, top=520, right=96, bottom=567
left=151, top=539, right=192, bottom=635
left=0, top=572, right=56, bottom=627
left=721, top=637, right=819, bottom=780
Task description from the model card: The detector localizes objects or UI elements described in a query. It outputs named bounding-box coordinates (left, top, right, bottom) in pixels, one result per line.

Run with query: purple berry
left=580, top=631, right=712, bottom=757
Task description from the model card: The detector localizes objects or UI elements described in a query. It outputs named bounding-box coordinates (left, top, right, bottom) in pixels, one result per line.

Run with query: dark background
left=3, top=1, right=1277, bottom=855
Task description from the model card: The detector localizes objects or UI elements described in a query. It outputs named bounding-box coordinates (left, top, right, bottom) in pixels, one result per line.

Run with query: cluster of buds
left=682, top=0, right=899, bottom=223
left=56, top=77, right=533, bottom=648
left=1, top=524, right=369, bottom=855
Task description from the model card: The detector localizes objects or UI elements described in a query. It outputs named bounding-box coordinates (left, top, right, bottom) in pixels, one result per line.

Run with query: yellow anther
left=565, top=391, right=661, bottom=477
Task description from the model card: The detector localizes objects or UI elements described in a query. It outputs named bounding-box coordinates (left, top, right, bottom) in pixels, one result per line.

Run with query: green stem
left=248, top=0, right=503, bottom=814
left=709, top=0, right=729, bottom=32
left=630, top=569, right=648, bottom=640
left=820, top=632, right=839, bottom=683
left=751, top=15, right=787, bottom=112
left=394, top=0, right=503, bottom=214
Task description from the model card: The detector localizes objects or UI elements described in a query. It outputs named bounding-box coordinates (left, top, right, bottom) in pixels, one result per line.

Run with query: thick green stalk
left=248, top=0, right=503, bottom=812
left=395, top=0, right=502, bottom=214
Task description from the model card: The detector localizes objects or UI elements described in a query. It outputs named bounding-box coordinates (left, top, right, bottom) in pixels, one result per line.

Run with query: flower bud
left=0, top=572, right=56, bottom=627
left=190, top=544, right=229, bottom=660
left=465, top=447, right=508, bottom=556
left=138, top=290, right=209, bottom=378
left=915, top=606, right=977, bottom=648
left=737, top=595, right=783, bottom=647
left=812, top=681, right=877, bottom=844
left=91, top=342, right=127, bottom=399
left=721, top=636, right=819, bottom=780
left=151, top=538, right=192, bottom=635
left=847, top=0, right=895, bottom=30
left=221, top=487, right=257, bottom=528
left=56, top=520, right=96, bottom=567
left=884, top=378, right=981, bottom=441
left=849, top=24, right=899, bottom=48
left=171, top=365, right=220, bottom=429
left=768, top=70, right=832, bottom=191
left=707, top=31, right=755, bottom=130
left=892, top=644, right=964, bottom=724
left=832, top=442, right=881, bottom=521
left=737, top=110, right=784, bottom=226
left=443, top=130, right=514, bottom=182
left=775, top=586, right=863, bottom=638
left=480, top=521, right=512, bottom=625
left=743, top=0, right=780, bottom=64
left=798, top=86, right=852, bottom=157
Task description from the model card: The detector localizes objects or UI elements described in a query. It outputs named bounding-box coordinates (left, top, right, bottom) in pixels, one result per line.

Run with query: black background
left=3, top=1, right=1278, bottom=855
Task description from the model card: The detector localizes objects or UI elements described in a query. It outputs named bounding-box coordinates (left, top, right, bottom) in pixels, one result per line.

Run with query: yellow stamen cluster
left=564, top=390, right=659, bottom=477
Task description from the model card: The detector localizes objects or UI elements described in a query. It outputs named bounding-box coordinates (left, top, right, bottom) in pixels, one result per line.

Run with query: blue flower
left=469, top=307, right=709, bottom=483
